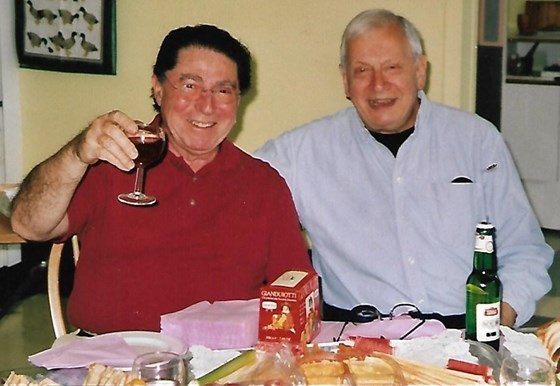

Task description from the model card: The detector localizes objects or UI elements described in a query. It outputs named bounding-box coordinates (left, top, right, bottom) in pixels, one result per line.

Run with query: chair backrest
left=47, top=235, right=79, bottom=338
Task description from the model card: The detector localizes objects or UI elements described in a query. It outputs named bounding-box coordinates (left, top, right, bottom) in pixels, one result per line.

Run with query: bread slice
left=37, top=378, right=59, bottom=386
left=3, top=372, right=59, bottom=386
left=346, top=356, right=398, bottom=385
left=300, top=360, right=346, bottom=385
left=4, top=372, right=29, bottom=386
left=82, top=363, right=135, bottom=386
left=536, top=318, right=560, bottom=363
left=83, top=363, right=104, bottom=386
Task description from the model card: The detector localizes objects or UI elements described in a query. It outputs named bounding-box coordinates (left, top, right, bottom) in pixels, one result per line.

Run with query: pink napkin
left=312, top=316, right=447, bottom=343
left=161, top=299, right=259, bottom=350
left=29, top=334, right=138, bottom=370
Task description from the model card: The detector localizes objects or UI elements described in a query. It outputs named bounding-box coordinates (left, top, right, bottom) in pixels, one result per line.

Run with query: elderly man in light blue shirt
left=254, top=9, right=553, bottom=328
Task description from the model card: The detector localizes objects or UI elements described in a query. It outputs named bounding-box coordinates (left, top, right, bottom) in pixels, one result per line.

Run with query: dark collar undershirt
left=369, top=126, right=415, bottom=157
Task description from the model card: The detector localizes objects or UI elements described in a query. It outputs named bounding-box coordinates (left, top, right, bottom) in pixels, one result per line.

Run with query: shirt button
left=192, top=176, right=198, bottom=182
left=189, top=199, right=196, bottom=206
left=396, top=177, right=403, bottom=183
left=417, top=298, right=425, bottom=305
left=408, top=257, right=415, bottom=265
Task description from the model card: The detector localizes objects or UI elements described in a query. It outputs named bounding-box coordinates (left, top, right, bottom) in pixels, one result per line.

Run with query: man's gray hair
left=339, top=9, right=424, bottom=67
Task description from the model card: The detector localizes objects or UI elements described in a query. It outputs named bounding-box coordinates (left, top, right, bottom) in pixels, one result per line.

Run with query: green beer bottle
left=465, top=222, right=501, bottom=351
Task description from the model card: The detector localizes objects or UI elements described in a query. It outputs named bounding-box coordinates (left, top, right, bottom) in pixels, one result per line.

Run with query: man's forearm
left=11, top=135, right=89, bottom=241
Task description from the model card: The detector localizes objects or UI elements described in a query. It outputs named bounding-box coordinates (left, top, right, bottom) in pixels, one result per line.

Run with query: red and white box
left=258, top=270, right=321, bottom=344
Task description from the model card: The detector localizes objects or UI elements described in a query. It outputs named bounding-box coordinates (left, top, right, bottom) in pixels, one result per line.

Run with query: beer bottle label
left=474, top=234, right=494, bottom=253
left=475, top=301, right=500, bottom=342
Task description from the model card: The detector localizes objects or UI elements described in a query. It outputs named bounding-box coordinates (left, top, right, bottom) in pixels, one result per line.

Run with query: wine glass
left=499, top=355, right=556, bottom=386
left=131, top=351, right=188, bottom=386
left=118, top=121, right=165, bottom=206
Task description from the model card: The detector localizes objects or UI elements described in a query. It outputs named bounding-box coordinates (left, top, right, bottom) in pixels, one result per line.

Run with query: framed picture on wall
left=15, top=0, right=116, bottom=75
left=478, top=0, right=505, bottom=47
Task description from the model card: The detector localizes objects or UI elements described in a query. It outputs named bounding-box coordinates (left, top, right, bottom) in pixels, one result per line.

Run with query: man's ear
left=152, top=74, right=163, bottom=106
left=415, top=55, right=428, bottom=90
left=339, top=64, right=351, bottom=100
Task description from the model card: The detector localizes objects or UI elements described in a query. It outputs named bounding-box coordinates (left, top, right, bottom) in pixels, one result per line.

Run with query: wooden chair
left=47, top=235, right=79, bottom=338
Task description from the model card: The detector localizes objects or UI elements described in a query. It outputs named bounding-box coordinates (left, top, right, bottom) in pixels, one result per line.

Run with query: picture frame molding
left=15, top=0, right=116, bottom=75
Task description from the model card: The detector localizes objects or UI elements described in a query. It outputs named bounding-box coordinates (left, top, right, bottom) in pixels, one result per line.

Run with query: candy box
left=258, top=270, right=321, bottom=344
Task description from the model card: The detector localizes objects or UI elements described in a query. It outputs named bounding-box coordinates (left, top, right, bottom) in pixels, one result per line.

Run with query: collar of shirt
left=167, top=139, right=241, bottom=176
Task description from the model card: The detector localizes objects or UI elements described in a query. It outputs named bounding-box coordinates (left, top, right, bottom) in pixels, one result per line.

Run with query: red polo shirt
left=65, top=140, right=312, bottom=333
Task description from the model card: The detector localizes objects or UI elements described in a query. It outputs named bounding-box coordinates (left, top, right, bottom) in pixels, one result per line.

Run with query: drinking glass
left=118, top=121, right=165, bottom=206
left=499, top=355, right=555, bottom=386
left=131, top=351, right=187, bottom=386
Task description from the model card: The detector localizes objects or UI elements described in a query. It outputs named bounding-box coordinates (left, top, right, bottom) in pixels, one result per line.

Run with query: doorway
left=0, top=0, right=23, bottom=267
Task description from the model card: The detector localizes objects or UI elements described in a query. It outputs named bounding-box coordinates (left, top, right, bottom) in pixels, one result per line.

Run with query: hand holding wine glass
left=118, top=121, right=166, bottom=206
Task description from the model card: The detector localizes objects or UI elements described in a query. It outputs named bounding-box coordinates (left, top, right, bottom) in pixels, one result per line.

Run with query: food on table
left=2, top=365, right=144, bottom=386
left=3, top=365, right=144, bottom=386
left=345, top=355, right=404, bottom=385
left=195, top=350, right=256, bottom=385
left=189, top=345, right=240, bottom=380
left=299, top=360, right=346, bottom=385
left=351, top=336, right=393, bottom=355
left=2, top=372, right=59, bottom=386
left=213, top=340, right=496, bottom=384
left=82, top=363, right=135, bottom=386
left=297, top=345, right=495, bottom=385
left=536, top=317, right=560, bottom=371
left=126, top=380, right=146, bottom=386
left=447, top=359, right=493, bottom=382
left=392, top=354, right=493, bottom=385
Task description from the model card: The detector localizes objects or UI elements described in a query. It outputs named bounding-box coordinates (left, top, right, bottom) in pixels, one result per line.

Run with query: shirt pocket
left=428, top=181, right=482, bottom=253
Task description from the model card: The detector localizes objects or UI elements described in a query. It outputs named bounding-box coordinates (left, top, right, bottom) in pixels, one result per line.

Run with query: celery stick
left=195, top=350, right=256, bottom=385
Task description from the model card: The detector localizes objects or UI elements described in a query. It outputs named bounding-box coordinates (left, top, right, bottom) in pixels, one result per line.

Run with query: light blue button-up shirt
left=254, top=91, right=553, bottom=326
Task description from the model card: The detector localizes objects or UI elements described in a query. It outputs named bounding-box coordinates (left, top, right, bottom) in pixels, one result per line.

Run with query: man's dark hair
left=152, top=24, right=252, bottom=110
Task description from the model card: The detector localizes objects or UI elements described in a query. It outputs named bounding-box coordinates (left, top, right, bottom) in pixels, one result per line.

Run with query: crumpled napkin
left=391, top=329, right=479, bottom=367
left=29, top=334, right=138, bottom=370
left=312, top=315, right=446, bottom=343
left=501, top=325, right=551, bottom=360
left=161, top=299, right=259, bottom=350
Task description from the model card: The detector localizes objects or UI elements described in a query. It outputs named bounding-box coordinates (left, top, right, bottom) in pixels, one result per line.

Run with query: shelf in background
left=506, top=75, right=560, bottom=85
left=508, top=33, right=560, bottom=43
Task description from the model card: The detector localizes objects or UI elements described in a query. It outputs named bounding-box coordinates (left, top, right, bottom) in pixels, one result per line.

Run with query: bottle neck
left=473, top=232, right=497, bottom=272
left=472, top=251, right=497, bottom=272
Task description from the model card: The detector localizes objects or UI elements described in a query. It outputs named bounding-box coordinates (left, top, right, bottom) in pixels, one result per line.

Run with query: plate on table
left=104, top=331, right=187, bottom=356
left=106, top=331, right=188, bottom=371
left=50, top=331, right=187, bottom=371
left=53, top=330, right=187, bottom=357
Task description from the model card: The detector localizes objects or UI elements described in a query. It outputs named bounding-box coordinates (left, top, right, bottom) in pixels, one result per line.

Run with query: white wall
left=16, top=1, right=478, bottom=175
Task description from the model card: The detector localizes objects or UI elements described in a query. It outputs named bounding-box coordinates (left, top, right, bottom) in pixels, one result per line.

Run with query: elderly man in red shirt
left=11, top=24, right=312, bottom=334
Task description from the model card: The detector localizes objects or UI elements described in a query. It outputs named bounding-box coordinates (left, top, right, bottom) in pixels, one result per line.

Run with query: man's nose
left=195, top=88, right=215, bottom=113
left=369, top=70, right=386, bottom=90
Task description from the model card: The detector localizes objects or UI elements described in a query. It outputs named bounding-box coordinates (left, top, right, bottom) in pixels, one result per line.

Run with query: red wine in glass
left=118, top=122, right=165, bottom=206
left=131, top=135, right=165, bottom=167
